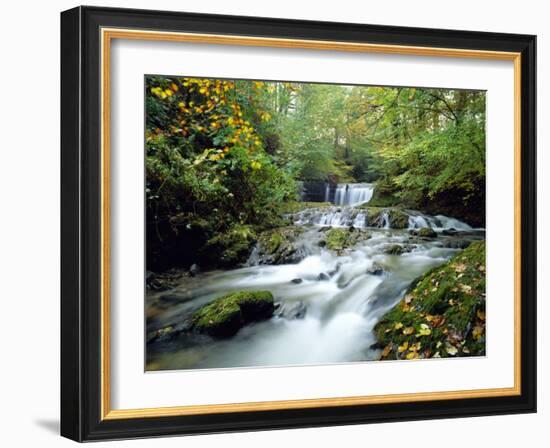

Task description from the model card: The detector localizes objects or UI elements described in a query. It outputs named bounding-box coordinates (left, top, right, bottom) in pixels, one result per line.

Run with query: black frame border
left=61, top=6, right=536, bottom=442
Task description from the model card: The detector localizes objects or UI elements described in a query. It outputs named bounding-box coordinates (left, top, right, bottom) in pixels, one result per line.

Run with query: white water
left=147, top=184, right=482, bottom=370
left=333, top=183, right=374, bottom=206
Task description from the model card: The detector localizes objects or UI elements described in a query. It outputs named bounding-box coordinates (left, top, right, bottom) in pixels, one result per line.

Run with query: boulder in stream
left=417, top=227, right=437, bottom=238
left=191, top=290, right=275, bottom=338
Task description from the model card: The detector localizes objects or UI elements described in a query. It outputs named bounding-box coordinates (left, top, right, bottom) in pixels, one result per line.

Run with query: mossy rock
left=417, top=227, right=437, bottom=238
left=325, top=227, right=371, bottom=251
left=387, top=208, right=409, bottom=229
left=202, top=225, right=257, bottom=267
left=384, top=244, right=413, bottom=255
left=191, top=290, right=274, bottom=338
left=256, top=226, right=305, bottom=264
left=374, top=241, right=486, bottom=360
left=358, top=206, right=409, bottom=229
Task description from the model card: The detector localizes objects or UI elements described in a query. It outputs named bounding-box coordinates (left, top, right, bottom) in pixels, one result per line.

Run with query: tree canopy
left=145, top=76, right=486, bottom=269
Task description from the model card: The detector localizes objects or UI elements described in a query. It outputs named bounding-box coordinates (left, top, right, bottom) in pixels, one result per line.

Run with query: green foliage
left=145, top=76, right=297, bottom=269
left=145, top=75, right=486, bottom=269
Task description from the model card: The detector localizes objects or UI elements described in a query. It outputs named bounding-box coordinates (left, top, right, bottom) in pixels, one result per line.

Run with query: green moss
left=191, top=290, right=275, bottom=338
left=202, top=224, right=257, bottom=267
left=281, top=201, right=332, bottom=213
left=375, top=241, right=486, bottom=360
left=384, top=244, right=412, bottom=255
left=387, top=208, right=409, bottom=229
left=325, top=228, right=371, bottom=251
left=326, top=228, right=348, bottom=251
left=358, top=206, right=408, bottom=229
left=257, top=226, right=306, bottom=264
left=418, top=227, right=437, bottom=238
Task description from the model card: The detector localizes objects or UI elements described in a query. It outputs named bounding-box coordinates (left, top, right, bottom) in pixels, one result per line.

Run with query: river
left=146, top=183, right=484, bottom=371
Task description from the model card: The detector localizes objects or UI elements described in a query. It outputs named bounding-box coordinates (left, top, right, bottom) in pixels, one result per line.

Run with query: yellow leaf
left=445, top=344, right=458, bottom=356
left=397, top=341, right=409, bottom=353
left=394, top=322, right=403, bottom=330
left=416, top=323, right=432, bottom=337
left=402, top=327, right=414, bottom=335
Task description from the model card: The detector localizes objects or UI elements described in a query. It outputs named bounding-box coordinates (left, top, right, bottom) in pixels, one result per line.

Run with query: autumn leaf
left=416, top=323, right=431, bottom=337
left=445, top=343, right=458, bottom=356
left=381, top=344, right=393, bottom=358
left=398, top=341, right=409, bottom=353
left=402, top=327, right=415, bottom=335
left=472, top=325, right=484, bottom=340
left=453, top=263, right=467, bottom=273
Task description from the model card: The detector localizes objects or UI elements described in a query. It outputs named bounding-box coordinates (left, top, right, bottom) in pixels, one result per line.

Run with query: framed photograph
left=60, top=6, right=536, bottom=441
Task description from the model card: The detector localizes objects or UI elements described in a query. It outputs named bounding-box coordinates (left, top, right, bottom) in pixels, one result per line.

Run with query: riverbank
left=374, top=241, right=486, bottom=360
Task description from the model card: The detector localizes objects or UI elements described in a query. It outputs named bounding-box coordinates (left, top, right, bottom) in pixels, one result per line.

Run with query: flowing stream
left=146, top=185, right=484, bottom=371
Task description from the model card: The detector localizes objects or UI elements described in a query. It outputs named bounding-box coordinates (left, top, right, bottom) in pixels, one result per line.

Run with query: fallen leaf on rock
left=445, top=344, right=458, bottom=356
left=453, top=263, right=467, bottom=273
left=416, top=323, right=432, bottom=337
left=472, top=325, right=484, bottom=340
left=432, top=315, right=445, bottom=327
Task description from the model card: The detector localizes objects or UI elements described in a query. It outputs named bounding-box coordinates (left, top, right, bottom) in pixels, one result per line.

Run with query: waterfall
left=333, top=183, right=374, bottom=206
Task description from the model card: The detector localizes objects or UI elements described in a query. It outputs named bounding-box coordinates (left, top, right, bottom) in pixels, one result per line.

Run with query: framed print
left=60, top=6, right=537, bottom=441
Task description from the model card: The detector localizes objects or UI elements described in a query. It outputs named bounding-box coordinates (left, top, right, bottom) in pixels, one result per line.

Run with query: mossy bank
left=374, top=241, right=486, bottom=360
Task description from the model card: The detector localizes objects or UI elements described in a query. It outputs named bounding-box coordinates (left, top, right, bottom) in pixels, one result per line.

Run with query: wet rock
left=146, top=322, right=191, bottom=343
left=189, top=264, right=200, bottom=277
left=360, top=207, right=409, bottom=229
left=325, top=227, right=371, bottom=251
left=328, top=263, right=342, bottom=277
left=291, top=278, right=303, bottom=284
left=146, top=269, right=184, bottom=291
left=318, top=272, right=330, bottom=281
left=256, top=226, right=306, bottom=265
left=275, top=301, right=307, bottom=319
left=442, top=228, right=458, bottom=236
left=418, top=227, right=437, bottom=238
left=384, top=244, right=413, bottom=255
left=191, top=290, right=274, bottom=338
left=442, top=238, right=472, bottom=249
left=367, top=263, right=385, bottom=276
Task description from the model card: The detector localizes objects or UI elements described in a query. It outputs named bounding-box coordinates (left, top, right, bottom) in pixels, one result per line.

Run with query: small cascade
left=333, top=183, right=374, bottom=206
left=381, top=212, right=390, bottom=229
